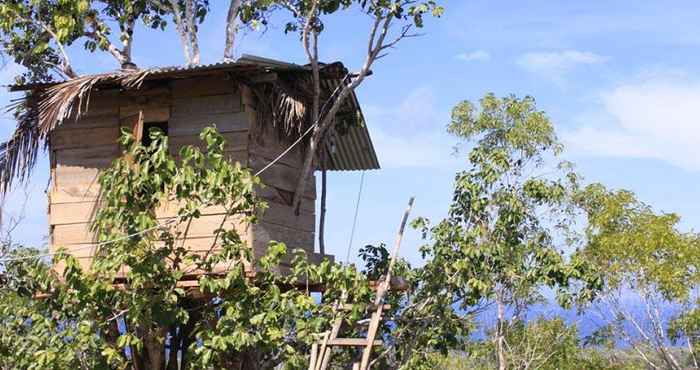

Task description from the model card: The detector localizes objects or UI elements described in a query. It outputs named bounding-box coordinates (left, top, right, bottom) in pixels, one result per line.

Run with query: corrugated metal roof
left=10, top=55, right=380, bottom=172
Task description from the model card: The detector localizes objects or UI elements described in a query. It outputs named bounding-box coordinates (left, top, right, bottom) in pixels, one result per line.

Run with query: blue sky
left=2, top=0, right=700, bottom=266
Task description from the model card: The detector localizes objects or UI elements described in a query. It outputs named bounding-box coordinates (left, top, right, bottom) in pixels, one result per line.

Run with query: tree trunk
left=292, top=86, right=353, bottom=212
left=184, top=0, right=200, bottom=64
left=144, top=327, right=168, bottom=369
left=224, top=0, right=242, bottom=60
left=496, top=291, right=507, bottom=370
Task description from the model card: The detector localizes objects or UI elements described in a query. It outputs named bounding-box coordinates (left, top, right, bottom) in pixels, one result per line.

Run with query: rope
left=345, top=170, right=365, bottom=263
left=0, top=123, right=317, bottom=264
left=253, top=123, right=315, bottom=177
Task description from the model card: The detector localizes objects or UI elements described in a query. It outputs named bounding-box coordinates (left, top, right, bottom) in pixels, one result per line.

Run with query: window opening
left=141, top=121, right=169, bottom=147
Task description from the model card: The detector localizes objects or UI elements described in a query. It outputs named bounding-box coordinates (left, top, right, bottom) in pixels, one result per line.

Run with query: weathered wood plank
left=52, top=223, right=94, bottom=246
left=255, top=185, right=315, bottom=204
left=51, top=126, right=120, bottom=150
left=169, top=131, right=248, bottom=152
left=54, top=145, right=119, bottom=189
left=50, top=187, right=101, bottom=204
left=53, top=236, right=234, bottom=256
left=49, top=201, right=239, bottom=226
left=169, top=112, right=249, bottom=136
left=120, top=105, right=170, bottom=122
left=49, top=201, right=101, bottom=225
left=170, top=75, right=238, bottom=98
left=249, top=136, right=304, bottom=168
left=250, top=156, right=316, bottom=198
left=261, top=201, right=315, bottom=232
left=49, top=188, right=316, bottom=226
left=76, top=91, right=120, bottom=117
left=52, top=213, right=250, bottom=245
left=55, top=145, right=121, bottom=168
left=251, top=221, right=315, bottom=258
left=59, top=114, right=119, bottom=130
left=52, top=148, right=248, bottom=202
left=171, top=94, right=242, bottom=116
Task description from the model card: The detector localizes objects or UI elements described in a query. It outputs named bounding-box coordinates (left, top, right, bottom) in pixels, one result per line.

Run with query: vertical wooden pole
left=318, top=151, right=327, bottom=256
left=308, top=343, right=318, bottom=370
left=315, top=331, right=331, bottom=370
left=360, top=197, right=415, bottom=370
left=318, top=317, right=342, bottom=370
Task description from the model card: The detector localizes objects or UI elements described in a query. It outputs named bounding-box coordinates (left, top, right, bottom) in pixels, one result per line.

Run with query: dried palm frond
left=0, top=97, right=40, bottom=194
left=252, top=69, right=354, bottom=144
left=249, top=73, right=313, bottom=142
left=0, top=69, right=153, bottom=194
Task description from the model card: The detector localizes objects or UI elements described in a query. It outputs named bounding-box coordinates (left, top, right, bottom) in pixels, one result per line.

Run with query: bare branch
left=84, top=27, right=127, bottom=66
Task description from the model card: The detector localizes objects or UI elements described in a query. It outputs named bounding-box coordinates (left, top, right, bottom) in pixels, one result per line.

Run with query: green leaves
left=401, top=93, right=603, bottom=366
left=575, top=183, right=700, bottom=301
left=0, top=0, right=169, bottom=82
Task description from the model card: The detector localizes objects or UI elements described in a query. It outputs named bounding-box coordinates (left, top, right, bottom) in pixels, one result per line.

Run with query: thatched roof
left=1, top=55, right=380, bottom=193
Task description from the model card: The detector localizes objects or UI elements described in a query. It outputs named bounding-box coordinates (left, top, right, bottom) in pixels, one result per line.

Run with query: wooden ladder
left=309, top=197, right=415, bottom=370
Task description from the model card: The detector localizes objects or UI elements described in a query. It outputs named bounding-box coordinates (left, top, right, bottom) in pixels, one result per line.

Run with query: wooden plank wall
left=49, top=74, right=322, bottom=274
left=244, top=84, right=319, bottom=264
left=49, top=75, right=252, bottom=272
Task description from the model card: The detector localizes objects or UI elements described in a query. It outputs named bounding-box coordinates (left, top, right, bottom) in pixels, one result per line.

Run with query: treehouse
left=4, top=55, right=379, bottom=276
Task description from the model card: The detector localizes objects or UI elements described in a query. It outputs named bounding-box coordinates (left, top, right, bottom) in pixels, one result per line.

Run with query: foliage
left=574, top=183, right=700, bottom=301
left=0, top=128, right=374, bottom=370
left=3, top=92, right=699, bottom=369
left=0, top=0, right=165, bottom=82
left=572, top=182, right=700, bottom=369
left=412, top=93, right=601, bottom=368
left=433, top=318, right=646, bottom=370
left=238, top=0, right=444, bottom=34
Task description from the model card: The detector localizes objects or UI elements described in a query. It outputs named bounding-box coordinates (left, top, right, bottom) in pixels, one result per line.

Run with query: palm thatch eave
left=0, top=69, right=153, bottom=194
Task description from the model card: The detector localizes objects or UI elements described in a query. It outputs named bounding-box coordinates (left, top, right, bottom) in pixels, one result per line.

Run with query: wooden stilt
left=308, top=343, right=318, bottom=370
left=318, top=318, right=342, bottom=370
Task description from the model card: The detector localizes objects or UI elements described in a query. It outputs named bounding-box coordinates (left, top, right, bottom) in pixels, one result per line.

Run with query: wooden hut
left=4, top=55, right=380, bottom=274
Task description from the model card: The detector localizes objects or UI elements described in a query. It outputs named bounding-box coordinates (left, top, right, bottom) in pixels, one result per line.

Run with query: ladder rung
left=326, top=338, right=383, bottom=347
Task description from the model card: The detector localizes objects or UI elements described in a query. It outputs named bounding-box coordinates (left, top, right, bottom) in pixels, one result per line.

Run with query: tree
left=0, top=1, right=166, bottom=83
left=273, top=0, right=444, bottom=215
left=412, top=93, right=601, bottom=370
left=147, top=0, right=208, bottom=65
left=574, top=183, right=700, bottom=369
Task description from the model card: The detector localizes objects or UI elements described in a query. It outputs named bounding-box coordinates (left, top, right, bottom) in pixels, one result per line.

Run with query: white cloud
left=363, top=87, right=459, bottom=169
left=517, top=50, right=607, bottom=81
left=456, top=50, right=491, bottom=62
left=564, top=74, right=700, bottom=171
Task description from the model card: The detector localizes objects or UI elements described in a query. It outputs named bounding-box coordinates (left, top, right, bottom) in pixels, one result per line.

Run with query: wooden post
left=308, top=343, right=318, bottom=370
left=318, top=151, right=327, bottom=256
left=315, top=331, right=331, bottom=370
left=360, top=197, right=415, bottom=370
